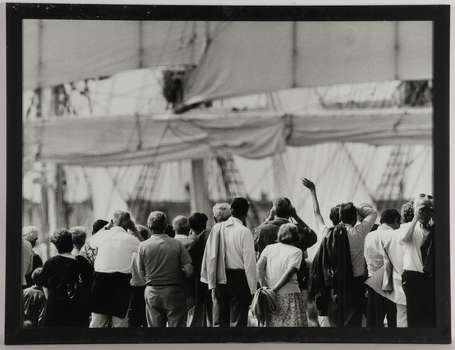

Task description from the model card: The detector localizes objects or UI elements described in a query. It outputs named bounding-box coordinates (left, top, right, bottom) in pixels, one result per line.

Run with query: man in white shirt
left=400, top=194, right=434, bottom=327
left=364, top=209, right=401, bottom=328
left=213, top=197, right=257, bottom=327
left=340, top=202, right=378, bottom=326
left=173, top=215, right=195, bottom=249
left=89, top=210, right=140, bottom=328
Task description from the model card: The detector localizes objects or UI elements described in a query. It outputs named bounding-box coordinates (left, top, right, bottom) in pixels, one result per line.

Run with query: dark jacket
left=421, top=226, right=434, bottom=278
left=308, top=224, right=354, bottom=327
left=255, top=217, right=317, bottom=290
left=254, top=218, right=317, bottom=254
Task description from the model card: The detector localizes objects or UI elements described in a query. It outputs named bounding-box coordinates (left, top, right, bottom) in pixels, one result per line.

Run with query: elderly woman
left=257, top=223, right=307, bottom=327
left=22, top=226, right=43, bottom=287
left=40, top=229, right=93, bottom=327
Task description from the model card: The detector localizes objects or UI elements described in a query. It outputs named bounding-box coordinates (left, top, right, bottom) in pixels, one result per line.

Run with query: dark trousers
left=346, top=276, right=366, bottom=327
left=190, top=282, right=213, bottom=327
left=129, top=286, right=147, bottom=327
left=402, top=270, right=435, bottom=327
left=213, top=269, right=252, bottom=327
left=366, top=286, right=397, bottom=328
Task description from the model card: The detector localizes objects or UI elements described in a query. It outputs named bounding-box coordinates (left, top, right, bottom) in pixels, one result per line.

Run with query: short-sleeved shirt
left=402, top=222, right=429, bottom=272
left=259, top=242, right=303, bottom=295
left=138, top=234, right=192, bottom=286
left=345, top=218, right=376, bottom=277
left=90, top=226, right=140, bottom=274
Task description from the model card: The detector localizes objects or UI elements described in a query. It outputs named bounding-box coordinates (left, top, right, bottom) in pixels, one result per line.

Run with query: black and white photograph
left=4, top=3, right=451, bottom=344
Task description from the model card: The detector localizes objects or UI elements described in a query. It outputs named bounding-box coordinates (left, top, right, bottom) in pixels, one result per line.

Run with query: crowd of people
left=21, top=178, right=435, bottom=328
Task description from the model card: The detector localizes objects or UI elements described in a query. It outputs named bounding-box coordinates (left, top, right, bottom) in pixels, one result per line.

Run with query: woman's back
left=261, top=243, right=303, bottom=295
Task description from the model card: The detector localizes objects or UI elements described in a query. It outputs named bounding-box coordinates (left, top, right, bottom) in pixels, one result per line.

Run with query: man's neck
left=232, top=215, right=246, bottom=225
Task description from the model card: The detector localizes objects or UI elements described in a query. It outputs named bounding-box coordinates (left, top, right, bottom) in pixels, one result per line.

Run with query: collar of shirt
left=151, top=233, right=169, bottom=238
left=378, top=223, right=393, bottom=231
left=226, top=216, right=244, bottom=227
left=110, top=226, right=128, bottom=234
left=58, top=253, right=76, bottom=260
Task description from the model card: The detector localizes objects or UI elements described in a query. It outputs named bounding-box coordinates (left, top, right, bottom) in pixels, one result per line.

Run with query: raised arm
left=357, top=204, right=378, bottom=234
left=400, top=203, right=425, bottom=244
left=302, top=178, right=325, bottom=230
left=290, top=207, right=317, bottom=250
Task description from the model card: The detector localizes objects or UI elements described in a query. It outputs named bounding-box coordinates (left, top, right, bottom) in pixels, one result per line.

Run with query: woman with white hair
left=256, top=223, right=307, bottom=327
left=22, top=226, right=43, bottom=287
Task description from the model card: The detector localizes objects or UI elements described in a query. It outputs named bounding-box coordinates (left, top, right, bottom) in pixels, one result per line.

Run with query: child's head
left=31, top=267, right=43, bottom=287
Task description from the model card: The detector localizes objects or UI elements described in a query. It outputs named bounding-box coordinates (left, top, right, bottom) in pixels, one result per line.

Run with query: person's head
left=401, top=200, right=414, bottom=223
left=277, top=223, right=300, bottom=245
left=414, top=193, right=434, bottom=227
left=329, top=205, right=341, bottom=226
left=147, top=211, right=168, bottom=234
left=50, top=228, right=74, bottom=254
left=92, top=219, right=108, bottom=235
left=70, top=226, right=87, bottom=250
left=212, top=202, right=231, bottom=223
left=273, top=197, right=292, bottom=219
left=357, top=203, right=373, bottom=222
left=112, top=210, right=134, bottom=231
left=230, top=197, right=249, bottom=222
left=380, top=209, right=401, bottom=230
left=339, top=202, right=358, bottom=226
left=164, top=224, right=175, bottom=237
left=22, top=226, right=39, bottom=247
left=136, top=224, right=151, bottom=241
left=31, top=267, right=43, bottom=287
left=189, top=212, right=208, bottom=234
left=172, top=215, right=190, bottom=236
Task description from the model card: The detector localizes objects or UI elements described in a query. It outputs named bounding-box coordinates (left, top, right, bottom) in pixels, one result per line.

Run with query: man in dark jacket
left=255, top=197, right=317, bottom=255
left=254, top=197, right=317, bottom=291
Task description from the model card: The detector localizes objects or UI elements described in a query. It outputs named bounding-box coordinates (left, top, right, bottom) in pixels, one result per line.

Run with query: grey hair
left=22, top=226, right=39, bottom=244
left=212, top=202, right=231, bottom=222
left=147, top=211, right=168, bottom=233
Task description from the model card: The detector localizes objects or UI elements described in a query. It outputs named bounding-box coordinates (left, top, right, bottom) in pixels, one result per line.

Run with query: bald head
left=147, top=211, right=168, bottom=234
left=172, top=215, right=190, bottom=236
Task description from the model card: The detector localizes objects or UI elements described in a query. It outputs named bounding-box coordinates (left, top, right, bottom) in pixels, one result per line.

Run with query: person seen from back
left=23, top=226, right=43, bottom=287
left=40, top=229, right=93, bottom=327
left=211, top=197, right=257, bottom=327
left=339, top=201, right=378, bottom=326
left=23, top=267, right=46, bottom=328
left=173, top=215, right=194, bottom=249
left=257, top=223, right=308, bottom=327
left=138, top=211, right=193, bottom=327
left=89, top=211, right=140, bottom=328
left=364, top=208, right=401, bottom=328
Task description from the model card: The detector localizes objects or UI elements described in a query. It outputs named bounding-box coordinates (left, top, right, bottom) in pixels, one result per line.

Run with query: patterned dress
left=269, top=292, right=308, bottom=327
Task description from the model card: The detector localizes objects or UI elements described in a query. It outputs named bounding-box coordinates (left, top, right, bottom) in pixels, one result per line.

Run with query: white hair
left=212, top=203, right=231, bottom=222
left=22, top=226, right=39, bottom=243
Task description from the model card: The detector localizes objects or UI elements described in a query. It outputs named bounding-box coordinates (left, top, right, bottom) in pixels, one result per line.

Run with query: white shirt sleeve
left=287, top=249, right=303, bottom=270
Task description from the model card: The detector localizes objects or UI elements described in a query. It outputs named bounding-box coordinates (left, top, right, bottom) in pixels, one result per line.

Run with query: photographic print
left=4, top=3, right=450, bottom=344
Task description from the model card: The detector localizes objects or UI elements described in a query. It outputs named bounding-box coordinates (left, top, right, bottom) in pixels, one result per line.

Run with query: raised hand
left=302, top=178, right=316, bottom=192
